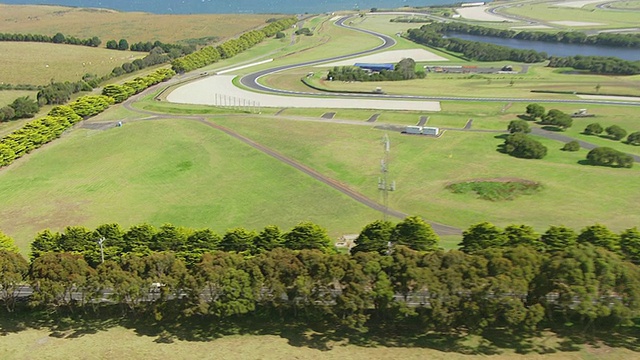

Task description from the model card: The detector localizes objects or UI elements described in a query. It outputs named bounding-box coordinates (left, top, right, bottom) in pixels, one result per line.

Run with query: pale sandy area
left=316, top=49, right=448, bottom=68
left=550, top=20, right=604, bottom=26
left=166, top=75, right=441, bottom=111
left=454, top=6, right=515, bottom=22
left=510, top=25, right=552, bottom=29
left=578, top=95, right=640, bottom=102
left=554, top=0, right=609, bottom=8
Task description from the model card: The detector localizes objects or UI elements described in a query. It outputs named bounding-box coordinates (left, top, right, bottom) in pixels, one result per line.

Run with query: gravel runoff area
left=554, top=0, right=610, bottom=8
left=166, top=75, right=442, bottom=111
left=550, top=20, right=605, bottom=26
left=454, top=6, right=515, bottom=22
left=316, top=49, right=448, bottom=67
left=578, top=94, right=640, bottom=102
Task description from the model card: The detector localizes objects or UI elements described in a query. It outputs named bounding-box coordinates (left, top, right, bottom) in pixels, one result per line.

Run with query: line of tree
left=101, top=68, right=175, bottom=103
left=0, top=83, right=40, bottom=91
left=419, top=22, right=640, bottom=48
left=0, top=221, right=638, bottom=338
left=406, top=27, right=548, bottom=63
left=548, top=55, right=640, bottom=76
left=326, top=58, right=426, bottom=82
left=171, top=17, right=297, bottom=73
left=0, top=68, right=175, bottom=168
left=585, top=123, right=640, bottom=146
left=406, top=25, right=640, bottom=74
left=0, top=32, right=101, bottom=47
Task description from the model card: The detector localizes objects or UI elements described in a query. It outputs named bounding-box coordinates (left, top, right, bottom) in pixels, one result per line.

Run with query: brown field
left=0, top=4, right=280, bottom=44
left=0, top=327, right=637, bottom=360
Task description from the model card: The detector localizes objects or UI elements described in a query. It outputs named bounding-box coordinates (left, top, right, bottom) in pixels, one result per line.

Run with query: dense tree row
left=406, top=25, right=640, bottom=74
left=101, top=68, right=175, bottom=103
left=327, top=58, right=426, bottom=82
left=548, top=55, right=640, bottom=75
left=0, top=32, right=101, bottom=47
left=129, top=40, right=195, bottom=57
left=420, top=22, right=640, bottom=48
left=0, top=222, right=638, bottom=336
left=406, top=27, right=548, bottom=63
left=0, top=68, right=174, bottom=168
left=171, top=17, right=296, bottom=73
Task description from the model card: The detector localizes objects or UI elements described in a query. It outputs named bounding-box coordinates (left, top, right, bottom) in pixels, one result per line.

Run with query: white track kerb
left=166, top=74, right=442, bottom=111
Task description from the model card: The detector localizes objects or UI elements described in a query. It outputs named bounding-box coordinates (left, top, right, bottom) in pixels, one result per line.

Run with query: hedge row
left=171, top=17, right=296, bottom=73
left=0, top=68, right=176, bottom=168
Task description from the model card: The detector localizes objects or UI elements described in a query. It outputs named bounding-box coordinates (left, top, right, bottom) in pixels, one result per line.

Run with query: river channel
left=449, top=33, right=640, bottom=61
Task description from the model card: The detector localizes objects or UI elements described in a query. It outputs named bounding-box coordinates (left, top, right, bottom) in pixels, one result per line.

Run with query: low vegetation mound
left=446, top=178, right=542, bottom=201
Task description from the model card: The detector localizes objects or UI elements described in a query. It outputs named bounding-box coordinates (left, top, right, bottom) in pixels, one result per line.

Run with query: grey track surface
left=417, top=116, right=429, bottom=126
left=366, top=114, right=380, bottom=123
left=238, top=16, right=640, bottom=108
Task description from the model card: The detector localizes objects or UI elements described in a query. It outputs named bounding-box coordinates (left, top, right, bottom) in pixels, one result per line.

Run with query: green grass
left=499, top=2, right=640, bottom=30
left=213, top=116, right=640, bottom=234
left=0, top=118, right=382, bottom=252
left=446, top=180, right=542, bottom=201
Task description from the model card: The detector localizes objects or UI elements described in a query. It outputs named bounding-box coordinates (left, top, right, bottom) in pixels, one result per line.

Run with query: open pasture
left=0, top=4, right=277, bottom=44
left=0, top=42, right=143, bottom=85
left=0, top=118, right=381, bottom=252
left=214, top=116, right=640, bottom=233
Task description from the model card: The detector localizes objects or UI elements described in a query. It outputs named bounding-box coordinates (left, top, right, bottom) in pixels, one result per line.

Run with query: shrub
left=605, top=125, right=627, bottom=140
left=561, top=140, right=580, bottom=151
left=626, top=131, right=640, bottom=145
left=503, top=133, right=547, bottom=159
left=584, top=123, right=603, bottom=135
left=587, top=147, right=633, bottom=168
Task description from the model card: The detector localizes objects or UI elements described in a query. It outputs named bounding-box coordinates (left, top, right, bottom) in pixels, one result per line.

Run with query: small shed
left=405, top=126, right=422, bottom=134
left=422, top=126, right=439, bottom=136
left=355, top=63, right=395, bottom=72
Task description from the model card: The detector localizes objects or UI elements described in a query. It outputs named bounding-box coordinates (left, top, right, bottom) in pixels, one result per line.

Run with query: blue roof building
left=354, top=63, right=395, bottom=72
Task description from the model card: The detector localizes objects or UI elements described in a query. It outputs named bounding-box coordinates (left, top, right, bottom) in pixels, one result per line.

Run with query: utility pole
left=378, top=134, right=396, bottom=222
left=97, top=237, right=105, bottom=263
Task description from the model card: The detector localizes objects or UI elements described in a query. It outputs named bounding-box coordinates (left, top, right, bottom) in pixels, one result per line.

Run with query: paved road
left=239, top=16, right=640, bottom=108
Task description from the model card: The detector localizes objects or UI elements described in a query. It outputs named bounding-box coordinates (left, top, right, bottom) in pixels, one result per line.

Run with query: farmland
left=0, top=4, right=277, bottom=44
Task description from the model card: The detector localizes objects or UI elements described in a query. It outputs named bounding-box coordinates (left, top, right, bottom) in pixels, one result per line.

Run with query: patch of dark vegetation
left=446, top=179, right=542, bottom=201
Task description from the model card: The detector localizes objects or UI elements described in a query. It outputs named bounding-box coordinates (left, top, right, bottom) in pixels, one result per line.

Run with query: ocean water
left=0, top=0, right=457, bottom=14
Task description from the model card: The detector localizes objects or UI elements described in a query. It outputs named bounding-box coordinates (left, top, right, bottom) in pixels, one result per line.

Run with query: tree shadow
left=540, top=126, right=563, bottom=132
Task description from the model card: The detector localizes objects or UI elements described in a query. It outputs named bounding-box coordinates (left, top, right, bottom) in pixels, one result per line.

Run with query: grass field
left=0, top=4, right=277, bottom=44
left=0, top=118, right=384, bottom=253
left=213, top=116, right=640, bottom=234
left=304, top=67, right=640, bottom=98
left=499, top=1, right=640, bottom=29
left=0, top=42, right=143, bottom=85
left=0, top=325, right=636, bottom=360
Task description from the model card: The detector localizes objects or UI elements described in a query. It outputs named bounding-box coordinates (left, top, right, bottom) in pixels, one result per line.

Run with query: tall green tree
left=9, top=96, right=39, bottom=118
left=352, top=220, right=394, bottom=254
left=525, top=103, right=545, bottom=120
left=541, top=225, right=577, bottom=251
left=0, top=250, right=29, bottom=312
left=219, top=228, right=257, bottom=253
left=459, top=222, right=507, bottom=253
left=390, top=216, right=439, bottom=251
left=503, top=224, right=542, bottom=250
left=577, top=224, right=620, bottom=252
left=253, top=225, right=283, bottom=253
left=507, top=119, right=531, bottom=134
left=620, top=227, right=640, bottom=264
left=0, top=230, right=19, bottom=253
left=283, top=222, right=333, bottom=252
